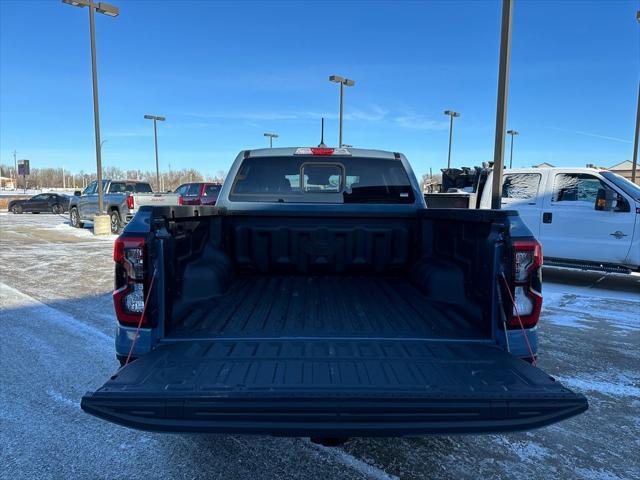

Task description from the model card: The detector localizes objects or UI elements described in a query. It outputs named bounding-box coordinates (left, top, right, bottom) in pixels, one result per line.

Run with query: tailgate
left=133, top=193, right=181, bottom=209
left=81, top=340, right=587, bottom=436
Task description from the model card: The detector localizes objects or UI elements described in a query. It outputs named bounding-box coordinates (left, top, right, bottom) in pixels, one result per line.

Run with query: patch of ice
left=544, top=280, right=640, bottom=302
left=556, top=372, right=640, bottom=398
left=305, top=440, right=398, bottom=480
left=51, top=221, right=118, bottom=240
left=0, top=282, right=112, bottom=344
left=46, top=389, right=79, bottom=410
left=493, top=436, right=551, bottom=463
left=542, top=290, right=640, bottom=332
left=572, top=467, right=625, bottom=480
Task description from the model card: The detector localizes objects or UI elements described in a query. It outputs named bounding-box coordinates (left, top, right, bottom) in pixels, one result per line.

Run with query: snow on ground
left=556, top=372, right=640, bottom=398
left=1, top=213, right=639, bottom=480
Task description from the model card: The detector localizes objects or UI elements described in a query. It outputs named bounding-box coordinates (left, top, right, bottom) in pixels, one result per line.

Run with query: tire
left=110, top=210, right=122, bottom=234
left=52, top=204, right=64, bottom=215
left=69, top=207, right=83, bottom=228
left=10, top=205, right=22, bottom=214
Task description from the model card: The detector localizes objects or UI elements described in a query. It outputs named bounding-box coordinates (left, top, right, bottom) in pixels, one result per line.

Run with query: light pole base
left=93, top=214, right=111, bottom=236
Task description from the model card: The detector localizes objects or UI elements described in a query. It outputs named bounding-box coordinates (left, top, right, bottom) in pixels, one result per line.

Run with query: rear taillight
left=508, top=240, right=543, bottom=329
left=178, top=195, right=183, bottom=205
left=126, top=194, right=134, bottom=210
left=113, top=236, right=150, bottom=327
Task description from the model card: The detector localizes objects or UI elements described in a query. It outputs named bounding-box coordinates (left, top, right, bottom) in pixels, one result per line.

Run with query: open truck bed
left=169, top=276, right=485, bottom=340
left=81, top=148, right=587, bottom=438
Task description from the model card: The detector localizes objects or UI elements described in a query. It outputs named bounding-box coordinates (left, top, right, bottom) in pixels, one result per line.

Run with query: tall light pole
left=264, top=132, right=278, bottom=148
left=144, top=114, right=166, bottom=189
left=443, top=110, right=461, bottom=168
left=329, top=75, right=355, bottom=147
left=12, top=150, right=17, bottom=190
left=507, top=129, right=519, bottom=168
left=632, top=10, right=640, bottom=183
left=490, top=0, right=513, bottom=210
left=62, top=0, right=119, bottom=215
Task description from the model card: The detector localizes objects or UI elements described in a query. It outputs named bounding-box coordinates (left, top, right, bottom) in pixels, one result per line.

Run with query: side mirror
left=74, top=190, right=81, bottom=197
left=595, top=188, right=615, bottom=211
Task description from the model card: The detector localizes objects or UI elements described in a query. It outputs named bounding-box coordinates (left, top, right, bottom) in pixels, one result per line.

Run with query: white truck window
left=552, top=173, right=610, bottom=203
left=502, top=173, right=541, bottom=199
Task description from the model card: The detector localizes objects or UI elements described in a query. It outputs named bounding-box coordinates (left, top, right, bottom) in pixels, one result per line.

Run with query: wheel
left=69, top=207, right=83, bottom=228
left=52, top=204, right=64, bottom=215
left=11, top=205, right=22, bottom=214
left=110, top=210, right=122, bottom=234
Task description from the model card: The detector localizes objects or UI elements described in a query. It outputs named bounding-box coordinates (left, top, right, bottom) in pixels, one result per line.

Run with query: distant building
left=0, top=176, right=15, bottom=190
left=532, top=162, right=555, bottom=168
left=607, top=160, right=639, bottom=184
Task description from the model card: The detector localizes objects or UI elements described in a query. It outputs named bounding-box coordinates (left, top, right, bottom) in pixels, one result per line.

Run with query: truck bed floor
left=170, top=276, right=485, bottom=339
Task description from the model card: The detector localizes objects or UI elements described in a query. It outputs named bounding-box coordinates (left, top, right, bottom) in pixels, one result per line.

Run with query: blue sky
left=1, top=0, right=638, bottom=178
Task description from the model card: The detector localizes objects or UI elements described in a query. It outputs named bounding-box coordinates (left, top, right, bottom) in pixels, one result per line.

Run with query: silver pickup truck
left=81, top=147, right=587, bottom=442
left=69, top=179, right=182, bottom=234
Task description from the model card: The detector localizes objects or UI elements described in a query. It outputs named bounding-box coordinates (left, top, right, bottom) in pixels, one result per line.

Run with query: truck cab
left=479, top=168, right=640, bottom=273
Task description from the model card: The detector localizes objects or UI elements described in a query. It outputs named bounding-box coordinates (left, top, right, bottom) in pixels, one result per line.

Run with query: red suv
left=174, top=182, right=222, bottom=205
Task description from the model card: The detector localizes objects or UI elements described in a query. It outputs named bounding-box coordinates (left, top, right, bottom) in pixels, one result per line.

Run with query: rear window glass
left=230, top=156, right=415, bottom=204
left=185, top=184, right=201, bottom=196
left=134, top=183, right=153, bottom=193
left=109, top=182, right=127, bottom=193
left=302, top=164, right=342, bottom=192
left=204, top=184, right=221, bottom=196
left=502, top=173, right=541, bottom=199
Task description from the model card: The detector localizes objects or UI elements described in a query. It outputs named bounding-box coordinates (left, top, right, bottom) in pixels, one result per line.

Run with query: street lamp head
left=329, top=75, right=355, bottom=87
left=507, top=129, right=519, bottom=136
left=62, top=0, right=119, bottom=16
left=62, top=0, right=90, bottom=7
left=444, top=110, right=460, bottom=117
left=96, top=2, right=119, bottom=16
left=144, top=114, right=166, bottom=121
left=263, top=133, right=278, bottom=138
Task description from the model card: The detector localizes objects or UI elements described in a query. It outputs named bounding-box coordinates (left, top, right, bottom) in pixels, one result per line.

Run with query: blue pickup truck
left=81, top=147, right=587, bottom=441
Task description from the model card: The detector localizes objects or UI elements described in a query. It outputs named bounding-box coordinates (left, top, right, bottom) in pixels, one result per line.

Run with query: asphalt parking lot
left=1, top=213, right=638, bottom=480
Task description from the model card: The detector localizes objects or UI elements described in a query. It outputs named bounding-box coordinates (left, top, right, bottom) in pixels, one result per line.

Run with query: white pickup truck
left=480, top=168, right=639, bottom=273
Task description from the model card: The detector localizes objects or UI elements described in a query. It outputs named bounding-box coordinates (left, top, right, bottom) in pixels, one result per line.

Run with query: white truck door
left=500, top=172, right=545, bottom=238
left=539, top=171, right=635, bottom=265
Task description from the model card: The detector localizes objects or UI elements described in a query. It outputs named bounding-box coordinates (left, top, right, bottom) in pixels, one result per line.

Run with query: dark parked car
left=174, top=182, right=221, bottom=205
left=8, top=193, right=69, bottom=214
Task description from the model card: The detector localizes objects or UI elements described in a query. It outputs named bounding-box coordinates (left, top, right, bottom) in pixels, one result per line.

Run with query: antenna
left=318, top=117, right=327, bottom=148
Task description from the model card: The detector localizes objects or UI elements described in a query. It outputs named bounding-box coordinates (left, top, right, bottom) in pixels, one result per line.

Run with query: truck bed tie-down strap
left=500, top=272, right=537, bottom=367
left=124, top=269, right=157, bottom=366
